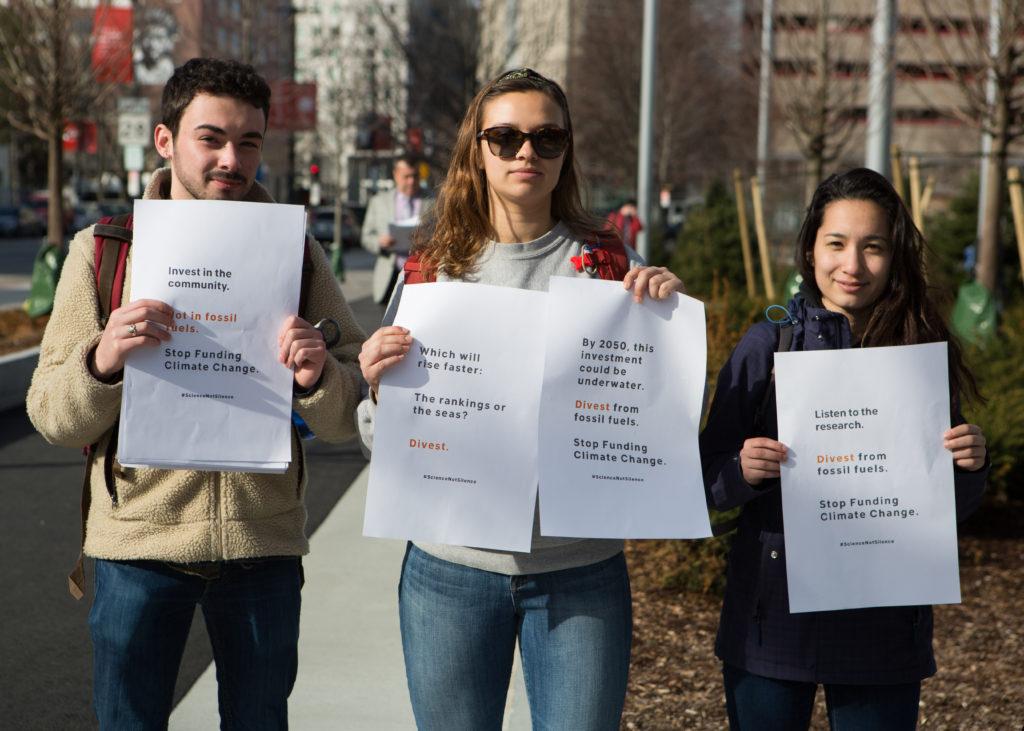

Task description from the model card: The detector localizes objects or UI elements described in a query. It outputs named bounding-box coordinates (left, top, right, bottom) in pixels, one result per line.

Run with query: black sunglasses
left=476, top=126, right=570, bottom=160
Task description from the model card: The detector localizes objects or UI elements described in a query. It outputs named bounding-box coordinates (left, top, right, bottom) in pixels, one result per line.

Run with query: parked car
left=310, top=206, right=361, bottom=249
left=0, top=206, right=19, bottom=237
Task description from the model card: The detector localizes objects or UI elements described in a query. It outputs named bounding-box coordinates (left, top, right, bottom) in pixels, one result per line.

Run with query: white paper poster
left=537, top=277, right=712, bottom=539
left=775, top=342, right=960, bottom=613
left=363, top=282, right=547, bottom=551
left=117, top=199, right=306, bottom=472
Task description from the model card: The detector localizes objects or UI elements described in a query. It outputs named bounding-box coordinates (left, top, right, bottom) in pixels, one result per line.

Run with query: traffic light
left=309, top=161, right=321, bottom=206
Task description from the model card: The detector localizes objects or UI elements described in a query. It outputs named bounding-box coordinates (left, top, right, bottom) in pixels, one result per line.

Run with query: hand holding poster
left=117, top=200, right=306, bottom=472
left=537, top=277, right=712, bottom=539
left=775, top=342, right=960, bottom=613
left=363, top=282, right=547, bottom=551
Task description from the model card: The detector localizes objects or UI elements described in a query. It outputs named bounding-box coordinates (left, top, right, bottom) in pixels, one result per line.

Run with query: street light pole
left=636, top=0, right=658, bottom=261
left=865, top=0, right=895, bottom=177
left=977, top=0, right=1000, bottom=244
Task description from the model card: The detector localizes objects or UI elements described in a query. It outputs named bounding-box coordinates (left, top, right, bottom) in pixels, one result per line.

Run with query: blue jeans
left=89, top=557, right=302, bottom=730
left=723, top=664, right=921, bottom=730
left=398, top=544, right=632, bottom=731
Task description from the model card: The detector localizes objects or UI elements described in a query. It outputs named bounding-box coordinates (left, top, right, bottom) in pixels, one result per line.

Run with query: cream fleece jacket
left=27, top=168, right=366, bottom=562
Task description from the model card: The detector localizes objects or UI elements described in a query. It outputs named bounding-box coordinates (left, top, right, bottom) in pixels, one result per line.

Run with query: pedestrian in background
left=607, top=198, right=643, bottom=250
left=700, top=168, right=989, bottom=730
left=361, top=155, right=430, bottom=305
left=357, top=68, right=682, bottom=730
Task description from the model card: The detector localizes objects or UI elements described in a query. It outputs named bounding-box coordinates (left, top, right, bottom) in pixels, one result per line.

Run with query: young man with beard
left=27, top=58, right=366, bottom=729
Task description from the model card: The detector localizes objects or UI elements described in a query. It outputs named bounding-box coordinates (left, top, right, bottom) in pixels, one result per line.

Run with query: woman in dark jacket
left=700, top=168, right=989, bottom=730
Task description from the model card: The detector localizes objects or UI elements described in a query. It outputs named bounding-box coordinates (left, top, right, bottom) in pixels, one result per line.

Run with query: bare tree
left=571, top=0, right=754, bottom=203
left=372, top=0, right=480, bottom=172
left=771, top=0, right=864, bottom=202
left=0, top=0, right=119, bottom=245
left=913, top=0, right=1024, bottom=294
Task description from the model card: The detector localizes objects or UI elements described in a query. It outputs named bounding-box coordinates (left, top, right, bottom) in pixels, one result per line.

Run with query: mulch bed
left=621, top=503, right=1024, bottom=730
left=0, top=308, right=47, bottom=356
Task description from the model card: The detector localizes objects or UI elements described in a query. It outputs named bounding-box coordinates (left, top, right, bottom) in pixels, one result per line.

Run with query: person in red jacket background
left=607, top=198, right=643, bottom=249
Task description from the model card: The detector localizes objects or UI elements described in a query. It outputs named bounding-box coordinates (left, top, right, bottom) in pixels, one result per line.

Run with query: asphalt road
left=0, top=253, right=384, bottom=729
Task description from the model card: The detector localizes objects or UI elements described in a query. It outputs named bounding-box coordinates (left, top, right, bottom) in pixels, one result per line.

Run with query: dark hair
left=796, top=167, right=981, bottom=404
left=161, top=58, right=271, bottom=137
left=416, top=67, right=604, bottom=279
left=393, top=155, right=418, bottom=171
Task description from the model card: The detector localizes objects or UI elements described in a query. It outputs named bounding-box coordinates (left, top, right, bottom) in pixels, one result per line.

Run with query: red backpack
left=402, top=231, right=630, bottom=284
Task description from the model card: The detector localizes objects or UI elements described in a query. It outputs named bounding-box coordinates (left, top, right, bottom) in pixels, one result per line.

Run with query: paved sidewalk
left=171, top=248, right=534, bottom=729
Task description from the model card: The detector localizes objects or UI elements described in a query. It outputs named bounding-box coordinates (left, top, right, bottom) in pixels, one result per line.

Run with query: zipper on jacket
left=753, top=601, right=764, bottom=646
left=213, top=470, right=223, bottom=560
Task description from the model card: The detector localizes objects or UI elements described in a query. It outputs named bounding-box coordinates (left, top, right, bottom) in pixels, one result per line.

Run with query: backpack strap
left=571, top=231, right=631, bottom=281
left=93, top=214, right=134, bottom=322
left=402, top=252, right=433, bottom=285
left=591, top=232, right=630, bottom=281
left=71, top=214, right=133, bottom=599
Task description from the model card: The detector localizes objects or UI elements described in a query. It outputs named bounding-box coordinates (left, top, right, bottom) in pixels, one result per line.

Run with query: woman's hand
left=622, top=266, right=684, bottom=303
left=944, top=423, right=987, bottom=472
left=359, top=326, right=412, bottom=399
left=740, top=437, right=788, bottom=486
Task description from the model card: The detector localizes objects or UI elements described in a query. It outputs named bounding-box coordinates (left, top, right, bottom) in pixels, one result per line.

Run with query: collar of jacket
left=143, top=167, right=275, bottom=203
left=785, top=283, right=853, bottom=351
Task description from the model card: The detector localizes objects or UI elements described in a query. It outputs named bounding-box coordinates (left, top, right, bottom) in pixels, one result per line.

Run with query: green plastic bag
left=951, top=280, right=997, bottom=347
left=24, top=242, right=64, bottom=317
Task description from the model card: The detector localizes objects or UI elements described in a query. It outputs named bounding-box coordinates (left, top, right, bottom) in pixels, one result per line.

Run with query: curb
left=0, top=346, right=38, bottom=412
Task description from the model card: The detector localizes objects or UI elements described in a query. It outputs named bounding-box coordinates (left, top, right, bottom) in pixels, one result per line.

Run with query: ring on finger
left=127, top=322, right=138, bottom=337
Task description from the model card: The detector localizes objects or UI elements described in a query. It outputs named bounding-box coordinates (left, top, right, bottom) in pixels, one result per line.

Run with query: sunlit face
left=393, top=161, right=417, bottom=197
left=812, top=199, right=893, bottom=324
left=154, top=93, right=265, bottom=201
left=479, top=91, right=566, bottom=211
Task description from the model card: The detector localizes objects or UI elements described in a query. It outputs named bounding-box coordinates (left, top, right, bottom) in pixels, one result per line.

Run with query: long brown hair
left=796, top=168, right=981, bottom=405
left=415, top=68, right=605, bottom=279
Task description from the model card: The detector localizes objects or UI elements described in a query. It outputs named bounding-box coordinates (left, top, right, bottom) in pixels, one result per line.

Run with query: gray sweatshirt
left=357, top=222, right=642, bottom=575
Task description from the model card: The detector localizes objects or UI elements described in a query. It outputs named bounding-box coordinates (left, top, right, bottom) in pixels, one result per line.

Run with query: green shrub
left=670, top=181, right=762, bottom=299
left=963, top=299, right=1024, bottom=504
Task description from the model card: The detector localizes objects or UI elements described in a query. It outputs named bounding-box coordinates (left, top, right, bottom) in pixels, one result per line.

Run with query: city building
left=294, top=0, right=410, bottom=205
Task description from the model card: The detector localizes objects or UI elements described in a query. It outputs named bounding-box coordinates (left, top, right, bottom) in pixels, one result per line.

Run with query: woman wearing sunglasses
left=357, top=69, right=682, bottom=730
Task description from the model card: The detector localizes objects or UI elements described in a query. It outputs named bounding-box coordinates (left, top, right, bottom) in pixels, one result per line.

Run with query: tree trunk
left=46, top=123, right=63, bottom=247
left=977, top=97, right=1009, bottom=294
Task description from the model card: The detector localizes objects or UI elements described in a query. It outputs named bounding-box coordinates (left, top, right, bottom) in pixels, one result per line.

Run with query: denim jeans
left=723, top=664, right=921, bottom=731
left=89, top=557, right=302, bottom=730
left=398, top=544, right=632, bottom=731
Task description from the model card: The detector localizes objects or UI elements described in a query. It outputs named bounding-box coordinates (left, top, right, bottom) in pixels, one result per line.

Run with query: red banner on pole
left=62, top=123, right=80, bottom=153
left=92, top=7, right=133, bottom=84
left=268, top=81, right=317, bottom=132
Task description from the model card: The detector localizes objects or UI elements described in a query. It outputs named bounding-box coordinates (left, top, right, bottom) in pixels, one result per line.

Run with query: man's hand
left=378, top=234, right=396, bottom=251
left=622, top=266, right=685, bottom=303
left=279, top=316, right=327, bottom=390
left=91, top=299, right=174, bottom=379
